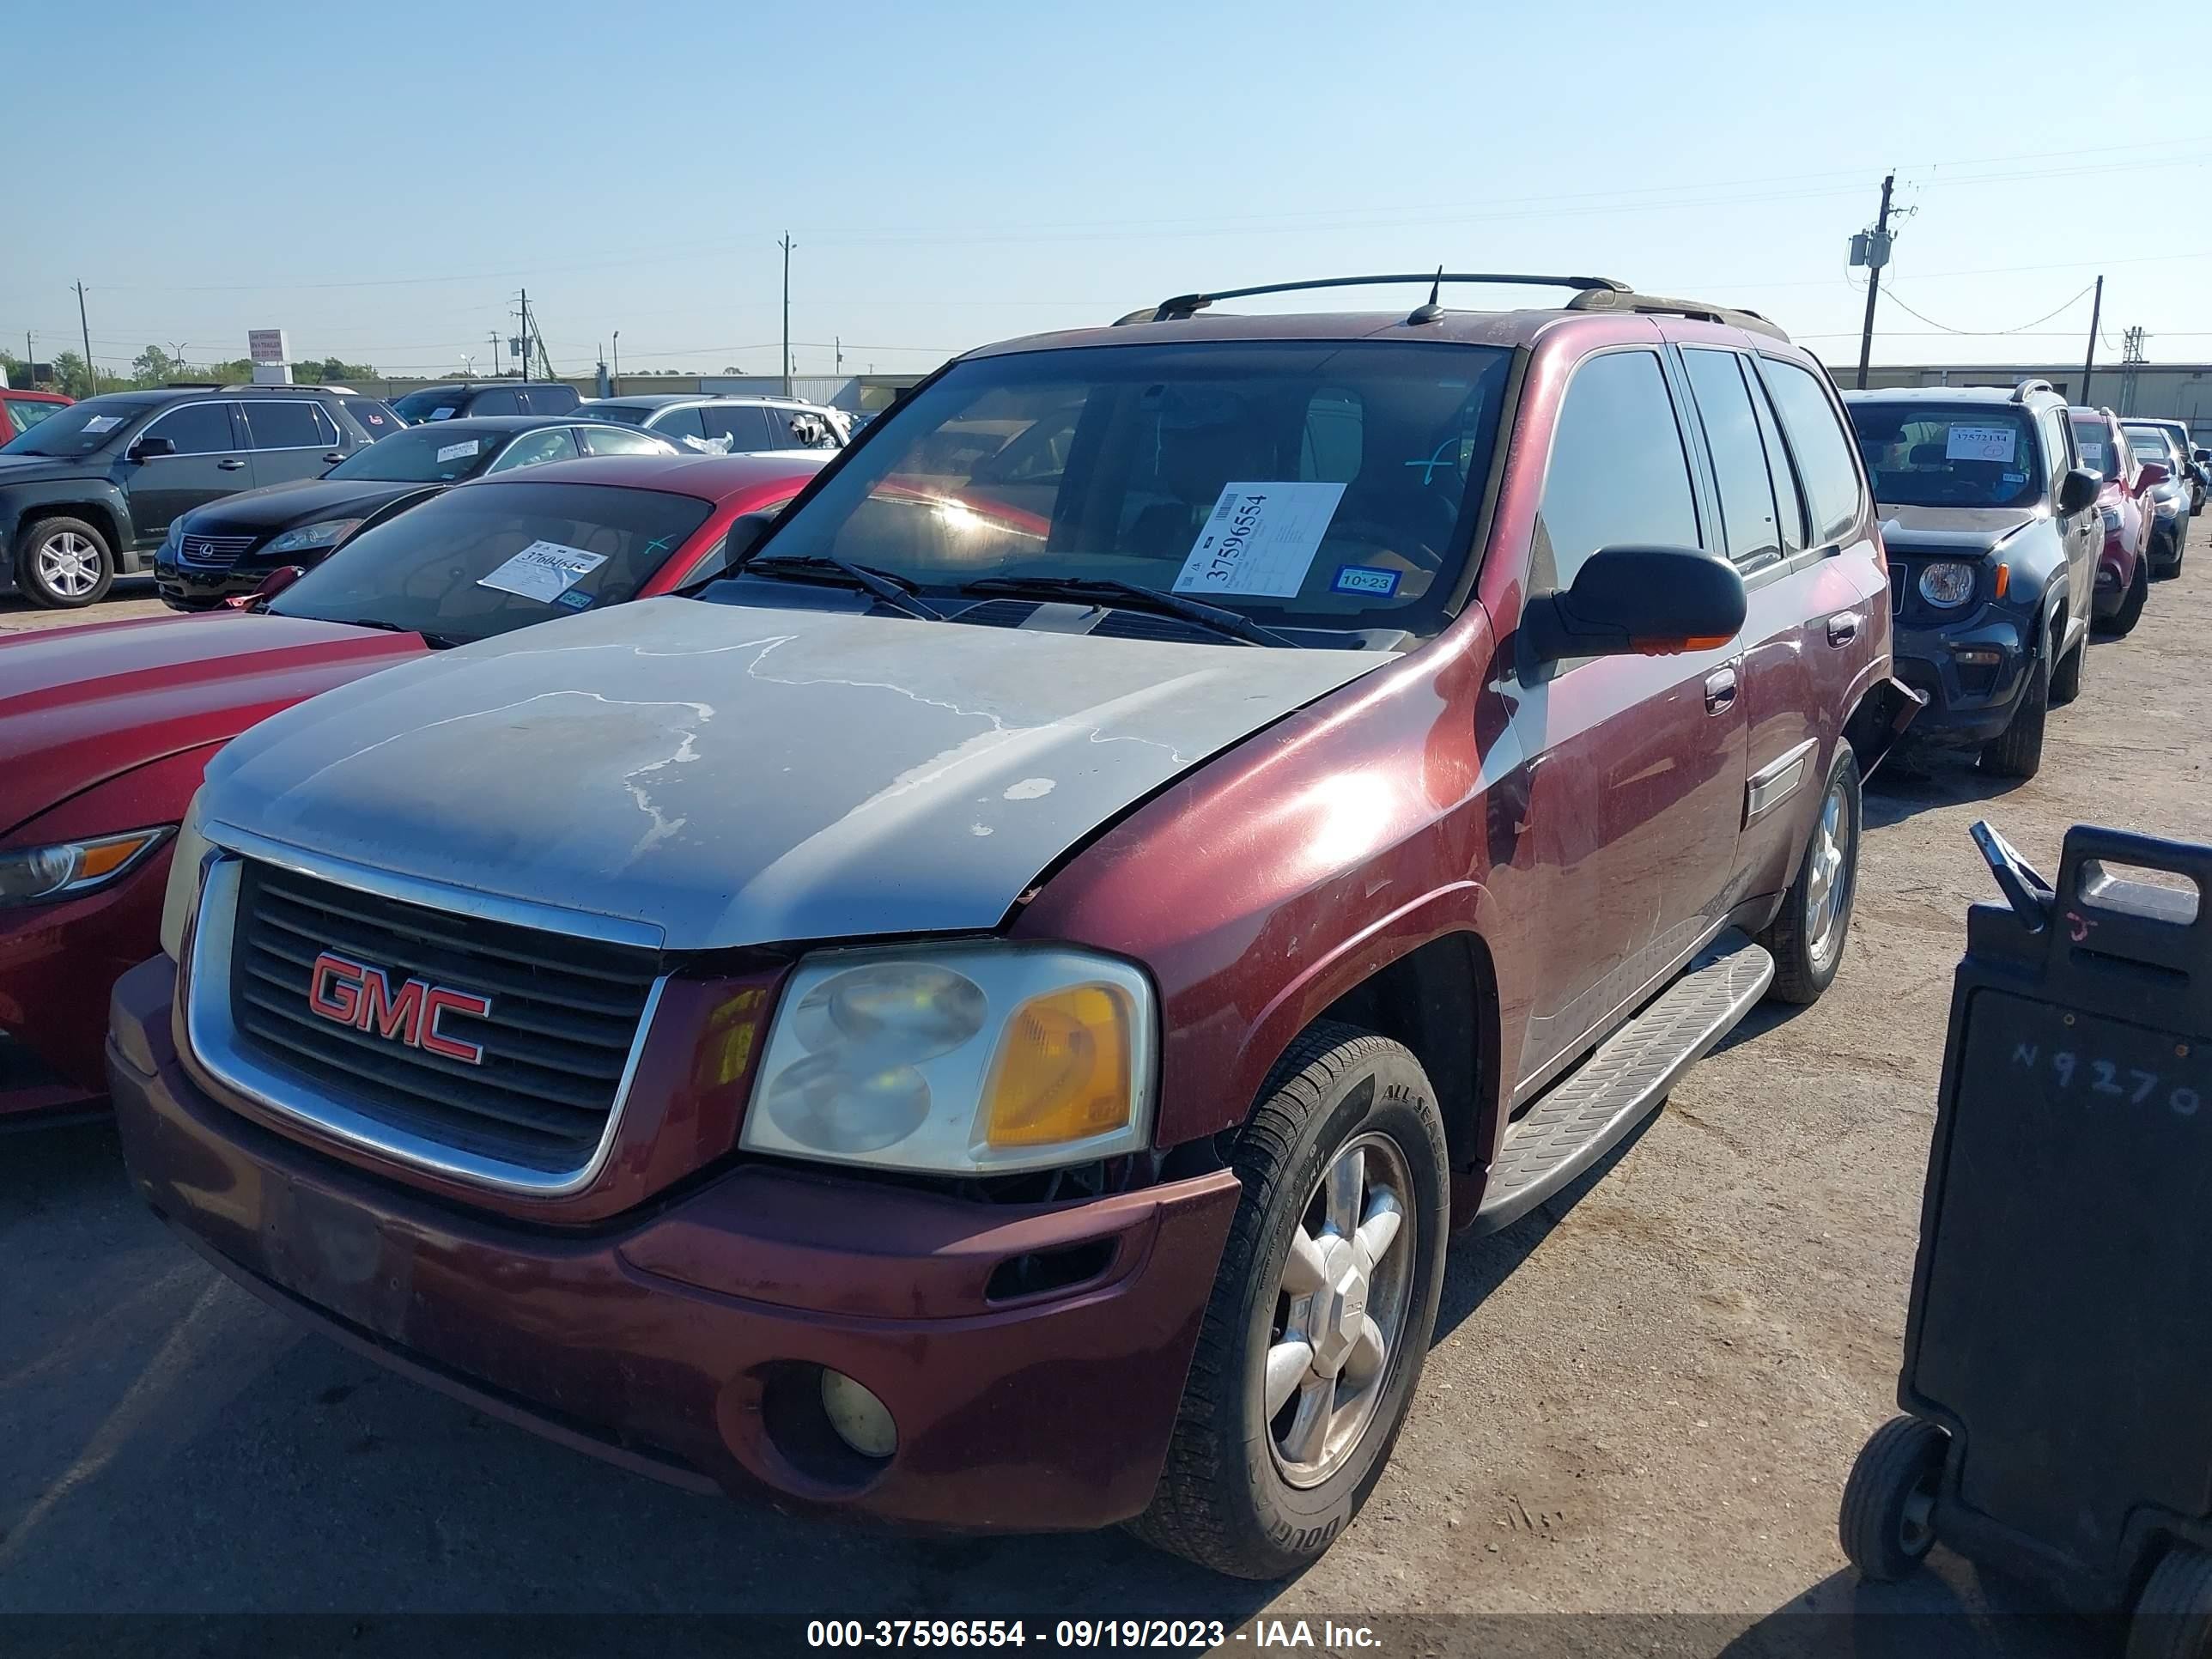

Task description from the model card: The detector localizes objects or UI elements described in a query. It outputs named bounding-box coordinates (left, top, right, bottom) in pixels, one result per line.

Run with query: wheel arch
left=13, top=494, right=126, bottom=562
left=1291, top=927, right=1502, bottom=1178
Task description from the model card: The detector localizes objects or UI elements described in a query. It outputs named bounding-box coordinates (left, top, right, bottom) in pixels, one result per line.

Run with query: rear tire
left=1758, top=745, right=1861, bottom=1006
left=15, top=515, right=115, bottom=609
left=1839, top=1416, right=1948, bottom=1583
left=1133, top=1021, right=1449, bottom=1579
left=1981, top=636, right=2049, bottom=780
left=2111, top=556, right=2150, bottom=635
left=2126, top=1544, right=2212, bottom=1659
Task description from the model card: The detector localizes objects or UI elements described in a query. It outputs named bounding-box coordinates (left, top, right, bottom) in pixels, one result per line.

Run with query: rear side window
left=768, top=407, right=839, bottom=449
left=141, top=401, right=239, bottom=455
left=1759, top=359, right=1864, bottom=544
left=345, top=398, right=401, bottom=438
left=1534, top=349, right=1700, bottom=591
left=520, top=385, right=579, bottom=415
left=652, top=406, right=708, bottom=445
left=243, top=400, right=337, bottom=450
left=487, top=427, right=578, bottom=472
left=1680, top=349, right=1785, bottom=569
left=1299, top=389, right=1364, bottom=483
left=578, top=424, right=672, bottom=457
left=698, top=405, right=777, bottom=451
left=469, top=388, right=521, bottom=416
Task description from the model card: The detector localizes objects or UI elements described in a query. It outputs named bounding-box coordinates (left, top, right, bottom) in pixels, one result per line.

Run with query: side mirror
left=128, top=435, right=176, bottom=461
left=2136, top=460, right=2171, bottom=490
left=2193, top=447, right=2209, bottom=464
left=676, top=509, right=780, bottom=592
left=1522, top=544, right=1747, bottom=665
left=251, top=564, right=306, bottom=604
left=2057, top=467, right=2101, bottom=516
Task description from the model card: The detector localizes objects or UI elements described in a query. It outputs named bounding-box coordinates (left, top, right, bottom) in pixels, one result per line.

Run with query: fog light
left=819, top=1370, right=896, bottom=1460
left=1953, top=647, right=2002, bottom=666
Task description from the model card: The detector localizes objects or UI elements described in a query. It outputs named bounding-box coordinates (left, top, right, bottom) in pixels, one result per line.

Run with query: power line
left=1879, top=283, right=2097, bottom=336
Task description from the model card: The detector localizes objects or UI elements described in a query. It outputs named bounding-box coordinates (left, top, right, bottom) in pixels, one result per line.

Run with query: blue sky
left=9, top=0, right=2210, bottom=380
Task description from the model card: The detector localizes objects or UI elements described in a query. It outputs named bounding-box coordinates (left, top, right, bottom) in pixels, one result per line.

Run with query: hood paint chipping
left=201, top=598, right=1384, bottom=949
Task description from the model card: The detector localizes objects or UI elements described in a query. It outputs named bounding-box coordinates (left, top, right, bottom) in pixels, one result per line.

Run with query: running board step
left=1469, top=930, right=1774, bottom=1235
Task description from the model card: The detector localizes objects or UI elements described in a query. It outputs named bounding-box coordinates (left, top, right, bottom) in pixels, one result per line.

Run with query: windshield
left=267, top=480, right=714, bottom=646
left=576, top=403, right=652, bottom=426
left=742, top=340, right=1512, bottom=638
left=1849, top=404, right=2044, bottom=509
left=0, top=397, right=148, bottom=457
left=2071, top=417, right=2124, bottom=483
left=323, top=425, right=504, bottom=483
left=391, top=387, right=467, bottom=424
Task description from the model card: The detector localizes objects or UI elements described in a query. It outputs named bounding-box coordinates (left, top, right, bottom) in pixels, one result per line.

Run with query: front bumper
left=1888, top=614, right=2033, bottom=745
left=154, top=553, right=270, bottom=611
left=107, top=954, right=1240, bottom=1531
left=2148, top=514, right=2186, bottom=571
left=0, top=843, right=174, bottom=1115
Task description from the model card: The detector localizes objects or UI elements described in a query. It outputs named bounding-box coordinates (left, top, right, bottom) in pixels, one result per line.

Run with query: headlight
left=158, top=792, right=215, bottom=959
left=266, top=518, right=362, bottom=554
left=1917, top=562, right=1977, bottom=609
left=741, top=943, right=1155, bottom=1175
left=0, top=826, right=172, bottom=908
left=2100, top=507, right=2123, bottom=533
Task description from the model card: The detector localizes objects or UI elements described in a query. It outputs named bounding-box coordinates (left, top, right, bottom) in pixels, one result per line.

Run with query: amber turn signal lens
left=981, top=984, right=1134, bottom=1148
left=76, top=833, right=161, bottom=881
left=1993, top=562, right=2010, bottom=599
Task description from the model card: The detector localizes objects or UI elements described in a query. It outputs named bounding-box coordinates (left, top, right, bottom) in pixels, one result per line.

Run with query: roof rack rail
left=2011, top=377, right=2057, bottom=403
left=1117, top=273, right=1790, bottom=341
left=1121, top=272, right=1633, bottom=325
left=161, top=381, right=223, bottom=390
left=1562, top=287, right=1788, bottom=340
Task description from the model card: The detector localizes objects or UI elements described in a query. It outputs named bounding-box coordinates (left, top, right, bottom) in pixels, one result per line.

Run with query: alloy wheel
left=1263, top=1131, right=1416, bottom=1488
left=1805, top=778, right=1855, bottom=970
left=36, top=532, right=102, bottom=600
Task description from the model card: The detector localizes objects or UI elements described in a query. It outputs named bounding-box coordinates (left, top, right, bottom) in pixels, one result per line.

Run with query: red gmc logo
left=307, top=951, right=494, bottom=1065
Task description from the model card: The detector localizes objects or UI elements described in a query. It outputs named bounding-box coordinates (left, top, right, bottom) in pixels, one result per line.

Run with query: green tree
left=131, top=344, right=181, bottom=386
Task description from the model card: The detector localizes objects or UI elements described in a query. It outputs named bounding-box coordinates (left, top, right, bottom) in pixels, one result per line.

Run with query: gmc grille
left=226, top=860, right=662, bottom=1175
left=181, top=535, right=258, bottom=568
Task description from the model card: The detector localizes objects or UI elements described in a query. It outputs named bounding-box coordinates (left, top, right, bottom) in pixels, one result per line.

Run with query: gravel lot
left=3, top=532, right=2205, bottom=1653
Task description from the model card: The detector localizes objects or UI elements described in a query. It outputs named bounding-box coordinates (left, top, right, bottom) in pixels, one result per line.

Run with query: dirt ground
left=2, top=534, right=2206, bottom=1653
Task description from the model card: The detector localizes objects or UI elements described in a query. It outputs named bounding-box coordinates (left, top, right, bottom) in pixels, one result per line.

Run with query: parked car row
left=0, top=380, right=850, bottom=610
left=1843, top=380, right=2194, bottom=780
left=0, top=270, right=2189, bottom=1583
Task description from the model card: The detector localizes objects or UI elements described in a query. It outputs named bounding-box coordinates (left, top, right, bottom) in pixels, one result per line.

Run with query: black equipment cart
left=1840, top=823, right=2212, bottom=1658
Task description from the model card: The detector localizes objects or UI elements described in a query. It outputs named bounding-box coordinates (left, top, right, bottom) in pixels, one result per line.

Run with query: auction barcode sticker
left=1946, top=425, right=2017, bottom=463
left=1172, top=482, right=1346, bottom=599
left=477, top=540, right=608, bottom=603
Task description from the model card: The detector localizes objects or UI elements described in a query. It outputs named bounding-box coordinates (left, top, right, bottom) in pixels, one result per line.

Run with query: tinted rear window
left=392, top=389, right=467, bottom=423
left=243, top=400, right=337, bottom=450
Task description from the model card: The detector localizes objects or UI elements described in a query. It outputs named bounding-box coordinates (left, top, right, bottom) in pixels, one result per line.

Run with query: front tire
left=1133, top=1021, right=1449, bottom=1579
left=2051, top=631, right=2087, bottom=706
left=2111, top=556, right=2150, bottom=635
left=1981, top=636, right=2050, bottom=780
left=1758, top=745, right=1860, bottom=1005
left=2128, top=1544, right=2212, bottom=1659
left=15, top=516, right=115, bottom=609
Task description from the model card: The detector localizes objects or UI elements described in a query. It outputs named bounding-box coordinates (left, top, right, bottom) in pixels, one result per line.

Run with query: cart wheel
left=2126, top=1544, right=2212, bottom=1659
left=1839, top=1416, right=1948, bottom=1582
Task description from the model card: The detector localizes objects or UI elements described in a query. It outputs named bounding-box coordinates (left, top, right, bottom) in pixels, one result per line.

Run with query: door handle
left=216, top=459, right=246, bottom=471
left=1704, top=666, right=1738, bottom=715
left=1826, top=611, right=1860, bottom=647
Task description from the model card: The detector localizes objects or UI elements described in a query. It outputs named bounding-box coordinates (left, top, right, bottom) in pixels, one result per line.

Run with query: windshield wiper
left=956, top=575, right=1297, bottom=647
left=738, top=553, right=945, bottom=621
left=338, top=616, right=465, bottom=649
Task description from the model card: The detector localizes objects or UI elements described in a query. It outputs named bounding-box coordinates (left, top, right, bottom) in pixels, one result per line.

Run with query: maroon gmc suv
left=110, top=273, right=1914, bottom=1578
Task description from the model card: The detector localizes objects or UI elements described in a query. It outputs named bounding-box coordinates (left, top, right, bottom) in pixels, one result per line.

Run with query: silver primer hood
left=200, top=597, right=1382, bottom=950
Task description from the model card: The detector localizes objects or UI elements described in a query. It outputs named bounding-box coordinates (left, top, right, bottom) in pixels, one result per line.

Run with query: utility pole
left=612, top=330, right=620, bottom=392
left=1852, top=173, right=1894, bottom=391
left=779, top=234, right=794, bottom=398
left=835, top=336, right=843, bottom=374
left=2081, top=275, right=2104, bottom=406
left=489, top=332, right=501, bottom=378
left=2119, top=323, right=2148, bottom=416
left=75, top=281, right=94, bottom=396
left=518, top=289, right=532, bottom=380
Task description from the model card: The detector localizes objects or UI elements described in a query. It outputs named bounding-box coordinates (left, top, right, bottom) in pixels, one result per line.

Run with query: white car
left=571, top=393, right=847, bottom=456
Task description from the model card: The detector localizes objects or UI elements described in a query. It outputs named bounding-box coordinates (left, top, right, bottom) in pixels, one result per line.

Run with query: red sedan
left=0, top=452, right=825, bottom=1121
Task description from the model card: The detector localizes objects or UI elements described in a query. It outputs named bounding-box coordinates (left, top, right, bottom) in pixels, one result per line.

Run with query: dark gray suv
left=0, top=386, right=397, bottom=608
